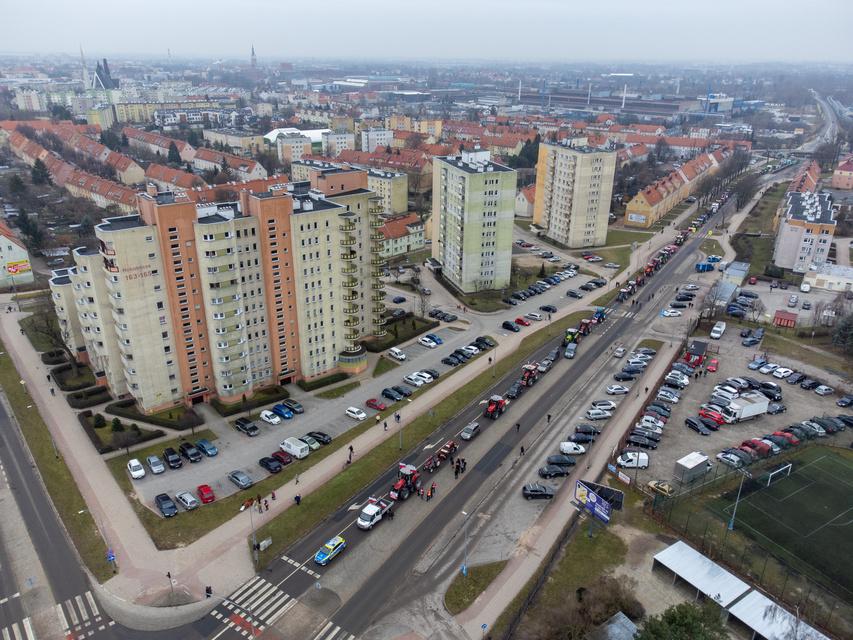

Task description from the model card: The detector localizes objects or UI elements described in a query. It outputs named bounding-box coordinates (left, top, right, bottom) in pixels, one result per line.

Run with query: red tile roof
left=145, top=164, right=205, bottom=189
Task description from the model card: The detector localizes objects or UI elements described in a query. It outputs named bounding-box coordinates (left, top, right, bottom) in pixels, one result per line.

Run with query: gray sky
left=4, top=0, right=852, bottom=64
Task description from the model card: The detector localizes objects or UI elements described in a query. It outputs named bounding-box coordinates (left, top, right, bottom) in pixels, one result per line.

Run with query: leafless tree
left=829, top=291, right=851, bottom=318
left=750, top=299, right=767, bottom=323
left=811, top=299, right=829, bottom=327
left=26, top=292, right=80, bottom=376
left=702, top=284, right=729, bottom=319
left=112, top=428, right=141, bottom=456
left=415, top=290, right=430, bottom=318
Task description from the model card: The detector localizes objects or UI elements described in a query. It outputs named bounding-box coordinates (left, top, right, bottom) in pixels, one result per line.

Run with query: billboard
left=574, top=480, right=611, bottom=523
left=627, top=213, right=647, bottom=224
left=7, top=260, right=31, bottom=275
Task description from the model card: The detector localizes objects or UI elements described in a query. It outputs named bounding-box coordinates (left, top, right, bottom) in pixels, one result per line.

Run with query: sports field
left=710, top=448, right=853, bottom=597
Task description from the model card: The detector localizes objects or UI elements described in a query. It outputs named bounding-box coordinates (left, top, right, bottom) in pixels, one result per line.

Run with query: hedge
left=363, top=315, right=440, bottom=353
left=66, top=386, right=112, bottom=409
left=105, top=398, right=204, bottom=430
left=50, top=362, right=95, bottom=392
left=40, top=350, right=67, bottom=365
left=77, top=410, right=165, bottom=455
left=209, top=385, right=290, bottom=417
left=296, top=372, right=350, bottom=392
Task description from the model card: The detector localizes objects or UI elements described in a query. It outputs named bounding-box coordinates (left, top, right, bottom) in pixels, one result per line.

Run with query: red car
left=643, top=411, right=667, bottom=424
left=515, top=317, right=531, bottom=326
left=197, top=484, right=215, bottom=504
left=773, top=431, right=800, bottom=446
left=520, top=242, right=533, bottom=248
left=707, top=359, right=718, bottom=372
left=366, top=398, right=387, bottom=411
left=748, top=277, right=757, bottom=285
left=272, top=451, right=293, bottom=466
left=698, top=409, right=724, bottom=424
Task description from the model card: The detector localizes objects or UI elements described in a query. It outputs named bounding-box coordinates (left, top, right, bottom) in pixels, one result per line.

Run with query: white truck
left=719, top=392, right=770, bottom=424
left=674, top=452, right=713, bottom=483
left=357, top=496, right=393, bottom=530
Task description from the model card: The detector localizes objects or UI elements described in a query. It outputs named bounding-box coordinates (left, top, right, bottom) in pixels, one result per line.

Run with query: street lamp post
left=728, top=469, right=752, bottom=531
left=461, top=511, right=469, bottom=583
left=240, top=500, right=258, bottom=563
left=78, top=508, right=116, bottom=573
left=398, top=398, right=403, bottom=450
left=492, top=345, right=496, bottom=378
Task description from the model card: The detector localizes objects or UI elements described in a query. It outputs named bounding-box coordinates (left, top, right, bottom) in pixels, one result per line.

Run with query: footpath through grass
left=253, top=310, right=590, bottom=566
left=0, top=338, right=115, bottom=583
left=372, top=356, right=399, bottom=378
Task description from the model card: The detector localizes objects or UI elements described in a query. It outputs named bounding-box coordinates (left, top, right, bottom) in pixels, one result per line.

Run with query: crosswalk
left=311, top=621, right=355, bottom=640
left=0, top=591, right=113, bottom=640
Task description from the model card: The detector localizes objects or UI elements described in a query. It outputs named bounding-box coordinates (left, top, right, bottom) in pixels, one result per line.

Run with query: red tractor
left=520, top=363, right=540, bottom=387
left=390, top=464, right=422, bottom=500
left=484, top=395, right=509, bottom=419
left=438, top=441, right=458, bottom=460
left=422, top=455, right=440, bottom=473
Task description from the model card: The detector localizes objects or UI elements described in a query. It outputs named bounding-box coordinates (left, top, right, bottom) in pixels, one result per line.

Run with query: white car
left=616, top=452, right=648, bottom=469
left=638, top=416, right=664, bottom=429
left=815, top=385, right=834, bottom=396
left=418, top=336, right=437, bottom=349
left=586, top=409, right=612, bottom=420
left=604, top=262, right=620, bottom=269
left=461, top=345, right=480, bottom=356
left=663, top=310, right=682, bottom=317
left=389, top=347, right=406, bottom=361
left=404, top=375, right=425, bottom=387
left=591, top=400, right=616, bottom=411
left=716, top=452, right=742, bottom=469
left=535, top=281, right=551, bottom=289
left=629, top=353, right=653, bottom=362
left=758, top=363, right=779, bottom=374
left=260, top=410, right=281, bottom=425
left=634, top=423, right=662, bottom=435
left=413, top=371, right=433, bottom=383
left=626, top=359, right=648, bottom=368
left=176, top=491, right=199, bottom=510
left=587, top=256, right=603, bottom=262
left=560, top=442, right=586, bottom=455
left=346, top=406, right=367, bottom=421
left=606, top=385, right=630, bottom=395
left=683, top=284, right=700, bottom=291
left=548, top=256, right=562, bottom=263
left=613, top=348, right=627, bottom=358
left=772, top=367, right=794, bottom=379
left=127, top=458, right=146, bottom=480
left=657, top=391, right=680, bottom=404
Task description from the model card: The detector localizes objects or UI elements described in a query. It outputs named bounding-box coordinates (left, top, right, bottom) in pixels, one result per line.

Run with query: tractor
left=390, top=464, right=422, bottom=500
left=484, top=395, right=509, bottom=419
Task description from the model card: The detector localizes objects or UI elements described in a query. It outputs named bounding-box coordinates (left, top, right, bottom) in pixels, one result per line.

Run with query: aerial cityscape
left=1, top=19, right=853, bottom=640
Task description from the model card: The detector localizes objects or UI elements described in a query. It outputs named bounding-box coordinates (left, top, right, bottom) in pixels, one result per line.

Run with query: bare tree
left=811, top=299, right=829, bottom=327
left=415, top=290, right=430, bottom=318
left=702, top=284, right=729, bottom=319
left=112, top=428, right=141, bottom=456
left=750, top=299, right=767, bottom=323
left=26, top=292, right=80, bottom=375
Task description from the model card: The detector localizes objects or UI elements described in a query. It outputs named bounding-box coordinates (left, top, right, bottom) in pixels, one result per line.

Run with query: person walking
left=461, top=458, right=466, bottom=473
left=294, top=494, right=301, bottom=506
left=419, top=487, right=424, bottom=499
left=271, top=490, right=276, bottom=501
left=50, top=387, right=55, bottom=396
left=455, top=466, right=459, bottom=480
left=264, top=500, right=269, bottom=512
left=431, top=481, right=436, bottom=497
left=388, top=508, right=394, bottom=521
left=547, top=414, right=551, bottom=424
left=516, top=422, right=520, bottom=432
left=46, top=374, right=51, bottom=383
left=349, top=444, right=354, bottom=456
left=703, top=369, right=707, bottom=378
left=384, top=420, right=388, bottom=431
left=294, top=474, right=299, bottom=485
left=257, top=492, right=262, bottom=504
left=375, top=415, right=381, bottom=425
left=520, top=446, right=525, bottom=456
left=426, top=490, right=432, bottom=502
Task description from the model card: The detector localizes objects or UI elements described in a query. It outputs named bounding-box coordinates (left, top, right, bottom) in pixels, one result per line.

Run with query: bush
left=77, top=410, right=164, bottom=455
left=209, top=385, right=290, bottom=416
left=111, top=417, right=124, bottom=432
left=764, top=264, right=784, bottom=278
left=92, top=413, right=106, bottom=429
left=51, top=362, right=94, bottom=392
left=296, top=372, right=350, bottom=392
left=105, top=398, right=208, bottom=429
left=40, top=350, right=67, bottom=365
left=67, top=386, right=111, bottom=409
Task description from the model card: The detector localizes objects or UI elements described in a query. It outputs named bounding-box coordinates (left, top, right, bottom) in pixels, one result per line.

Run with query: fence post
left=781, top=572, right=790, bottom=599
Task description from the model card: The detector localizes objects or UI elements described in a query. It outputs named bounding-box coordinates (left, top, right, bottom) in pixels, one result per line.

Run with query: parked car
left=585, top=409, right=612, bottom=420
left=366, top=398, right=388, bottom=411
left=235, top=418, right=260, bottom=437
left=382, top=388, right=404, bottom=402
left=163, top=447, right=183, bottom=469
left=176, top=491, right=199, bottom=510
left=392, top=385, right=413, bottom=397
left=178, top=442, right=202, bottom=463
left=259, top=457, right=284, bottom=474
left=146, top=455, right=165, bottom=474
left=260, top=410, right=281, bottom=425
left=282, top=399, right=305, bottom=414
left=197, top=485, right=215, bottom=504
left=538, top=465, right=570, bottom=479
left=815, top=385, right=834, bottom=396
left=502, top=321, right=521, bottom=332
left=228, top=470, right=253, bottom=490
left=346, top=406, right=368, bottom=421
left=606, top=385, right=630, bottom=395
left=522, top=484, right=555, bottom=500
left=307, top=431, right=332, bottom=444
left=127, top=458, right=146, bottom=480
left=155, top=493, right=178, bottom=517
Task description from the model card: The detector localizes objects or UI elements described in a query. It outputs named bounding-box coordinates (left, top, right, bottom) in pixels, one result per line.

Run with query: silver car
left=146, top=455, right=165, bottom=474
left=176, top=491, right=199, bottom=510
left=228, top=470, right=253, bottom=489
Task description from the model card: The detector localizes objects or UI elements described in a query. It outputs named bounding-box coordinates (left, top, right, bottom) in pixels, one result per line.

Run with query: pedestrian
left=376, top=415, right=381, bottom=425
left=384, top=420, right=388, bottom=431
left=46, top=374, right=51, bottom=382
left=488, top=357, right=492, bottom=365
left=264, top=500, right=269, bottom=512
left=257, top=492, right=262, bottom=504
left=271, top=490, right=276, bottom=501
left=294, top=474, right=299, bottom=485
left=455, top=467, right=459, bottom=479
left=50, top=387, right=55, bottom=396
left=431, top=481, right=436, bottom=496
left=294, top=494, right=301, bottom=506
left=427, top=490, right=432, bottom=501
left=461, top=458, right=466, bottom=473
left=348, top=452, right=352, bottom=464
left=703, top=369, right=707, bottom=378
left=349, top=444, right=354, bottom=456
left=419, top=487, right=424, bottom=499
left=20, top=328, right=23, bottom=335
left=388, top=508, right=394, bottom=521
left=516, top=422, right=520, bottom=432
left=547, top=414, right=551, bottom=424
left=258, top=504, right=263, bottom=515
left=520, top=446, right=525, bottom=456
left=645, top=387, right=649, bottom=394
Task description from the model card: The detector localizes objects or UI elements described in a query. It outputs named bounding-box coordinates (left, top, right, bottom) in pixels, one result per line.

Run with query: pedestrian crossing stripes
left=0, top=618, right=35, bottom=640
left=55, top=590, right=115, bottom=639
left=311, top=621, right=355, bottom=640
left=281, top=554, right=321, bottom=577
left=211, top=576, right=298, bottom=634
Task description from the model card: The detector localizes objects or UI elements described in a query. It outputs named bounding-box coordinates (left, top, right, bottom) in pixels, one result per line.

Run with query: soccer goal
left=763, top=462, right=793, bottom=487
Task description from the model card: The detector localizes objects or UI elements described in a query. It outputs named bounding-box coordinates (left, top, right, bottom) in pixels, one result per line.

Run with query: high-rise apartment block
left=432, top=148, right=516, bottom=294
left=50, top=169, right=388, bottom=412
left=533, top=138, right=616, bottom=248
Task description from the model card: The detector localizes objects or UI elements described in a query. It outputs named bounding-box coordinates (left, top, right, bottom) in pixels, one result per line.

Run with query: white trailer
left=719, top=392, right=770, bottom=424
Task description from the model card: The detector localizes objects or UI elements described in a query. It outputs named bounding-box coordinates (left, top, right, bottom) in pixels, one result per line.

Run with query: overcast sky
left=4, top=0, right=852, bottom=65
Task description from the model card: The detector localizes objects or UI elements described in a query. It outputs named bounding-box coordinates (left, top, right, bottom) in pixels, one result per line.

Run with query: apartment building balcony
left=369, top=232, right=384, bottom=241
left=370, top=244, right=383, bottom=254
left=343, top=291, right=359, bottom=301
left=341, top=251, right=357, bottom=261
left=344, top=341, right=362, bottom=353
left=344, top=330, right=360, bottom=341
left=373, top=315, right=387, bottom=326
left=372, top=304, right=385, bottom=314
left=341, top=264, right=357, bottom=275
left=339, top=222, right=356, bottom=232
left=344, top=317, right=360, bottom=328
left=370, top=257, right=387, bottom=266
left=370, top=281, right=385, bottom=290
left=371, top=270, right=385, bottom=278
left=371, top=292, right=386, bottom=302
left=342, top=278, right=359, bottom=288
left=372, top=328, right=387, bottom=338
left=343, top=304, right=359, bottom=316
left=340, top=235, right=356, bottom=246
left=369, top=218, right=383, bottom=227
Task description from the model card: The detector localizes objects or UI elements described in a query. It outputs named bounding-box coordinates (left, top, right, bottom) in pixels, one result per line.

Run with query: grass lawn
left=455, top=288, right=513, bottom=312
left=83, top=416, right=160, bottom=450
left=731, top=233, right=776, bottom=278
left=635, top=338, right=664, bottom=352
left=388, top=249, right=430, bottom=266
left=603, top=229, right=653, bottom=246
left=365, top=317, right=436, bottom=351
left=0, top=338, right=115, bottom=583
left=699, top=238, right=724, bottom=257
left=445, top=561, right=508, bottom=615
left=19, top=315, right=56, bottom=352
left=739, top=182, right=789, bottom=235
left=372, top=357, right=399, bottom=378
left=55, top=366, right=96, bottom=390
left=593, top=246, right=632, bottom=271
left=760, top=332, right=853, bottom=376
left=316, top=381, right=361, bottom=399
left=515, top=219, right=533, bottom=232
left=253, top=310, right=591, bottom=566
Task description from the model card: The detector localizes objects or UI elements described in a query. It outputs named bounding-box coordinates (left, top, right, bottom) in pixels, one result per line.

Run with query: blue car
left=272, top=404, right=294, bottom=420
left=425, top=333, right=442, bottom=344
left=194, top=439, right=218, bottom=457
left=392, top=296, right=406, bottom=303
left=622, top=365, right=644, bottom=374
left=314, top=536, right=346, bottom=565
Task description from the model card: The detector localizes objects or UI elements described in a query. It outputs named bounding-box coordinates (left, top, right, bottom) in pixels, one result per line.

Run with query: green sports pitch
left=710, top=448, right=853, bottom=597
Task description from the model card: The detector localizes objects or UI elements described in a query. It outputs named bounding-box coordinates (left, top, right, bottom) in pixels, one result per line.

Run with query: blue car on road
left=392, top=296, right=407, bottom=303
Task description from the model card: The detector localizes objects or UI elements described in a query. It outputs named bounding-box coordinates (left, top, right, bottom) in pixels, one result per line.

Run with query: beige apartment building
left=533, top=138, right=616, bottom=248
left=50, top=173, right=386, bottom=412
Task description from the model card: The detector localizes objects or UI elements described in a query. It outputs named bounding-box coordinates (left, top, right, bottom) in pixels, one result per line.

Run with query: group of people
left=454, top=456, right=467, bottom=479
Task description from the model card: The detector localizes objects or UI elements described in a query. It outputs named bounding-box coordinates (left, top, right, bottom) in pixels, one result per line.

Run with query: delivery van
left=710, top=321, right=726, bottom=339
left=280, top=437, right=309, bottom=459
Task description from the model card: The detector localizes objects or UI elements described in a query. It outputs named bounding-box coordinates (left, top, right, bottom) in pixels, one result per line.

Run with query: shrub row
left=77, top=410, right=165, bottom=455
left=209, top=385, right=290, bottom=416
left=296, top=373, right=349, bottom=392
left=363, top=316, right=440, bottom=353
left=50, top=362, right=93, bottom=392
left=66, top=386, right=111, bottom=409
left=40, top=350, right=67, bottom=365
left=105, top=398, right=204, bottom=430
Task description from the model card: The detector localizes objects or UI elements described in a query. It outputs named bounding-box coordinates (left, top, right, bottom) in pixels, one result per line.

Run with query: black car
left=392, top=385, right=413, bottom=398
left=570, top=433, right=595, bottom=443
left=507, top=381, right=525, bottom=399
left=754, top=327, right=765, bottom=339
left=671, top=362, right=694, bottom=375
left=259, top=457, right=283, bottom=473
left=442, top=357, right=459, bottom=367
left=502, top=321, right=520, bottom=332
left=614, top=372, right=636, bottom=381
left=547, top=454, right=577, bottom=468
left=155, top=493, right=178, bottom=517
left=625, top=434, right=657, bottom=449
left=391, top=309, right=406, bottom=318
left=163, top=447, right=182, bottom=469
left=760, top=388, right=783, bottom=401
left=540, top=305, right=557, bottom=313
left=443, top=313, right=458, bottom=322
left=835, top=415, right=853, bottom=428
left=742, top=337, right=760, bottom=346
left=307, top=431, right=332, bottom=444
left=538, top=465, right=570, bottom=479
left=453, top=349, right=470, bottom=361
left=675, top=294, right=694, bottom=302
left=590, top=278, right=607, bottom=287
left=511, top=292, right=527, bottom=301
left=767, top=403, right=787, bottom=414
left=428, top=309, right=444, bottom=318
left=670, top=302, right=687, bottom=309
left=575, top=424, right=602, bottom=436
left=787, top=373, right=806, bottom=385
left=282, top=399, right=305, bottom=414
left=650, top=400, right=671, bottom=413
left=503, top=297, right=518, bottom=306
left=645, top=405, right=670, bottom=418
left=740, top=328, right=752, bottom=338
left=801, top=379, right=819, bottom=390
left=728, top=309, right=746, bottom=318
left=635, top=348, right=657, bottom=356
left=698, top=417, right=720, bottom=431
left=631, top=428, right=661, bottom=442
left=235, top=417, right=260, bottom=436
left=723, top=448, right=753, bottom=466
left=178, top=442, right=202, bottom=463
left=579, top=283, right=597, bottom=291
left=476, top=336, right=496, bottom=347
left=422, top=369, right=441, bottom=379
left=522, top=483, right=555, bottom=500
left=382, top=388, right=404, bottom=402
left=622, top=365, right=644, bottom=375
left=567, top=289, right=583, bottom=299
left=685, top=417, right=711, bottom=435
left=739, top=290, right=759, bottom=299
left=838, top=395, right=853, bottom=408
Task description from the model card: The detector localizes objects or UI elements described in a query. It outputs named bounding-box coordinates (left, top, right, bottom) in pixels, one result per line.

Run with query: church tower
left=251, top=45, right=257, bottom=68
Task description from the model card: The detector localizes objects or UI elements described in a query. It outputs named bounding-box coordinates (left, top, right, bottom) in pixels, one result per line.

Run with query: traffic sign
left=462, top=565, right=467, bottom=576
left=106, top=550, right=115, bottom=562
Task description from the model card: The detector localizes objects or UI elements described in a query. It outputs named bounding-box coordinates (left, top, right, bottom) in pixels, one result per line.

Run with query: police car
left=314, top=536, right=346, bottom=565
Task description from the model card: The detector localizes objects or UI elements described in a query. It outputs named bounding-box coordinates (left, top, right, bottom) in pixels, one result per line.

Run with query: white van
left=710, top=321, right=726, bottom=339
left=800, top=283, right=811, bottom=293
left=280, top=437, right=309, bottom=459
left=388, top=347, right=406, bottom=361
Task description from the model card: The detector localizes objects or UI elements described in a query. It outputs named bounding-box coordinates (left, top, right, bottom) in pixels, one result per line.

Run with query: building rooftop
left=437, top=149, right=513, bottom=174
left=786, top=192, right=835, bottom=225
left=75, top=246, right=100, bottom=256
left=813, top=262, right=853, bottom=279
left=97, top=216, right=146, bottom=232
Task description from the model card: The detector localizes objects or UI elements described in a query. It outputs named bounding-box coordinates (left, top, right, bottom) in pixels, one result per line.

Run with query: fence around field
left=637, top=442, right=853, bottom=640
